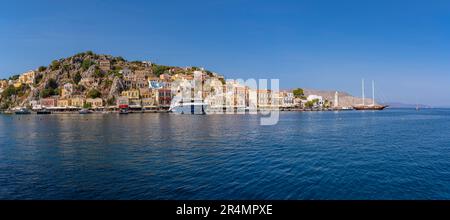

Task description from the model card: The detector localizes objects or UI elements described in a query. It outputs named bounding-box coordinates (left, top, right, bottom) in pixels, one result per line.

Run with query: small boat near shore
left=37, top=109, right=52, bottom=114
left=79, top=109, right=92, bottom=114
left=15, top=108, right=31, bottom=115
left=119, top=108, right=130, bottom=114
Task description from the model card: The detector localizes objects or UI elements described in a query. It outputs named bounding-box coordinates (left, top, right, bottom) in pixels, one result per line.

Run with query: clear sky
left=1, top=0, right=450, bottom=106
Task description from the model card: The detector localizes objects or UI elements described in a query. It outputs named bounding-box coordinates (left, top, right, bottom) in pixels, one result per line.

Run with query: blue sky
left=1, top=0, right=450, bottom=106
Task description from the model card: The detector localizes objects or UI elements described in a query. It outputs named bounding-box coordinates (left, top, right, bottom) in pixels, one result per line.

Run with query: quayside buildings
left=3, top=64, right=335, bottom=112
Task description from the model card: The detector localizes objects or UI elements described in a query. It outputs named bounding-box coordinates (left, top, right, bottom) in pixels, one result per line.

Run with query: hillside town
left=0, top=52, right=365, bottom=114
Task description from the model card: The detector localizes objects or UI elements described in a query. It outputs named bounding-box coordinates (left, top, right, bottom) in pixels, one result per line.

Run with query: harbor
left=1, top=108, right=448, bottom=200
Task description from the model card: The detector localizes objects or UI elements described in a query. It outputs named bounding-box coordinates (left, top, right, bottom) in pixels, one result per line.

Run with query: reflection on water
left=1, top=109, right=450, bottom=199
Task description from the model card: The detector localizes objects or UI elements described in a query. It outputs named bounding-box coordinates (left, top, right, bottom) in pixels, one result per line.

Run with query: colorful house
left=40, top=97, right=58, bottom=108
left=121, top=89, right=140, bottom=99
left=86, top=98, right=103, bottom=108
left=121, top=89, right=141, bottom=108
left=18, top=70, right=35, bottom=85
left=257, top=90, right=272, bottom=108
left=116, top=96, right=129, bottom=109
left=70, top=97, right=85, bottom=108
left=57, top=99, right=72, bottom=108
left=159, top=73, right=171, bottom=81
left=158, top=88, right=172, bottom=107
left=61, top=83, right=74, bottom=97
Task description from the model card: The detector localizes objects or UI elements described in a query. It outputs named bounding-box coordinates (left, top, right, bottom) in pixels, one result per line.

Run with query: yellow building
left=61, top=83, right=74, bottom=97
left=257, top=90, right=272, bottom=108
left=86, top=98, right=103, bottom=108
left=70, top=97, right=85, bottom=108
left=13, top=82, right=22, bottom=88
left=57, top=99, right=72, bottom=108
left=121, top=89, right=140, bottom=99
left=140, top=88, right=158, bottom=108
left=18, top=71, right=35, bottom=85
left=139, top=88, right=153, bottom=99
left=0, top=80, right=8, bottom=89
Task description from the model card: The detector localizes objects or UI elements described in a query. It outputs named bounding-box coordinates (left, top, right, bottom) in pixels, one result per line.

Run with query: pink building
left=158, top=89, right=172, bottom=107
left=40, top=98, right=57, bottom=108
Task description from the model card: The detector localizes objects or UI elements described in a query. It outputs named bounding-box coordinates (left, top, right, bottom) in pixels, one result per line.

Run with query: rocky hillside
left=0, top=51, right=215, bottom=109
left=0, top=51, right=370, bottom=110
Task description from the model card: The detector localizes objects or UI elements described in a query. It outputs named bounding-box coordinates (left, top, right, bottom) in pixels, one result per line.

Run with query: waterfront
left=1, top=109, right=450, bottom=199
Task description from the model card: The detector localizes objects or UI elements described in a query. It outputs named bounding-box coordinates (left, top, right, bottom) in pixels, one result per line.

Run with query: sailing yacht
left=353, top=79, right=388, bottom=110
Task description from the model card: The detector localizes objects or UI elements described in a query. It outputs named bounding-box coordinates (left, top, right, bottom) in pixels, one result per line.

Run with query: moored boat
left=79, top=109, right=92, bottom=114
left=353, top=105, right=387, bottom=110
left=119, top=108, right=130, bottom=114
left=37, top=109, right=52, bottom=114
left=15, top=108, right=31, bottom=115
left=353, top=79, right=388, bottom=111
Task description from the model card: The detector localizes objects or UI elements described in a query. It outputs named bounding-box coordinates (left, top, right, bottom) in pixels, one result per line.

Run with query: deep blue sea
left=1, top=109, right=450, bottom=199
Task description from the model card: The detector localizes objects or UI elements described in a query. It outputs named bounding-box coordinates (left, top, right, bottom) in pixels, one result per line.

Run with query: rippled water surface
left=1, top=109, right=450, bottom=199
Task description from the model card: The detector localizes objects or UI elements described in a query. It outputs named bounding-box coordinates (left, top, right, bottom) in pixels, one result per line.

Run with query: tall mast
left=362, top=79, right=365, bottom=106
left=372, top=80, right=375, bottom=106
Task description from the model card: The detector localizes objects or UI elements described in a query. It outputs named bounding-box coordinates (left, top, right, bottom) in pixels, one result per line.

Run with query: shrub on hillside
left=51, top=60, right=60, bottom=71
left=87, top=89, right=101, bottom=99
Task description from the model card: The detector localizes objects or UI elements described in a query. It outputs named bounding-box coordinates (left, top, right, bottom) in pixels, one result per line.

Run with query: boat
left=2, top=110, right=13, bottom=115
left=36, top=109, right=51, bottom=114
left=15, top=108, right=31, bottom=115
left=353, top=105, right=387, bottom=110
left=353, top=79, right=388, bottom=111
left=119, top=108, right=130, bottom=114
left=169, top=98, right=208, bottom=114
left=341, top=107, right=354, bottom=111
left=79, top=109, right=92, bottom=114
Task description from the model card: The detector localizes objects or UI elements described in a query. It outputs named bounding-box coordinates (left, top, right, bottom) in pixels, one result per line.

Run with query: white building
left=281, top=91, right=294, bottom=107
left=307, top=95, right=324, bottom=107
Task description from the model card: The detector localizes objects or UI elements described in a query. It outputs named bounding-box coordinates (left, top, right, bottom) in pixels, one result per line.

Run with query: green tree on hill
left=46, top=78, right=58, bottom=89
left=293, top=88, right=305, bottom=99
left=51, top=60, right=60, bottom=71
left=115, top=56, right=126, bottom=62
left=8, top=74, right=20, bottom=80
left=73, top=72, right=82, bottom=84
left=1, top=85, right=17, bottom=97
left=38, top=66, right=47, bottom=72
left=87, top=89, right=101, bottom=99
left=152, top=65, right=171, bottom=76
left=40, top=88, right=56, bottom=98
left=81, top=59, right=94, bottom=71
left=93, top=68, right=104, bottom=78
left=304, top=100, right=314, bottom=108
